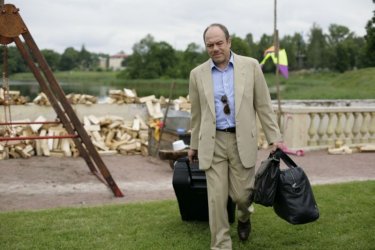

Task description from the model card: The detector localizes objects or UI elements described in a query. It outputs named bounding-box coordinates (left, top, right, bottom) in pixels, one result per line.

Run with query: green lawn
left=1, top=181, right=374, bottom=250
left=10, top=67, right=375, bottom=99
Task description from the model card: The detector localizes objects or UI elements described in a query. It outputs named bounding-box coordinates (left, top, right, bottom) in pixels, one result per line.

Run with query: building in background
left=108, top=51, right=128, bottom=71
left=98, top=56, right=108, bottom=70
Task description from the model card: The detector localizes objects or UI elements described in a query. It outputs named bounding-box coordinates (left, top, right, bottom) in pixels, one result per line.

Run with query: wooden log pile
left=33, top=92, right=51, bottom=106
left=0, top=89, right=28, bottom=105
left=21, top=90, right=193, bottom=116
left=0, top=115, right=150, bottom=160
left=66, top=93, right=97, bottom=105
left=106, top=88, right=191, bottom=115
left=0, top=117, right=77, bottom=160
left=33, top=92, right=97, bottom=105
left=107, top=88, right=138, bottom=104
left=82, top=114, right=149, bottom=156
left=173, top=96, right=191, bottom=112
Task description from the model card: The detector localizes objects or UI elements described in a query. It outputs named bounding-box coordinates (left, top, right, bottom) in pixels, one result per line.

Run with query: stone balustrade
left=3, top=100, right=375, bottom=151
left=268, top=100, right=375, bottom=150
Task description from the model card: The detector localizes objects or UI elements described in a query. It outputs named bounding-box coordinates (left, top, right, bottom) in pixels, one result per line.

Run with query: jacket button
left=212, top=136, right=215, bottom=139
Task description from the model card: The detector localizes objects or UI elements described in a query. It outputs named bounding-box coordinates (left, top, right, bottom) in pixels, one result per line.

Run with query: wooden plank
left=132, top=118, right=140, bottom=131
left=153, top=102, right=164, bottom=119
left=124, top=88, right=136, bottom=97
left=60, top=138, right=72, bottom=157
left=92, top=140, right=109, bottom=151
left=138, top=95, right=156, bottom=103
left=40, top=129, right=50, bottom=156
left=108, top=121, right=122, bottom=129
left=84, top=125, right=101, bottom=132
left=118, top=142, right=137, bottom=152
left=30, top=115, right=47, bottom=132
left=88, top=115, right=100, bottom=125
left=105, top=130, right=115, bottom=146
left=98, top=150, right=118, bottom=156
left=83, top=116, right=91, bottom=127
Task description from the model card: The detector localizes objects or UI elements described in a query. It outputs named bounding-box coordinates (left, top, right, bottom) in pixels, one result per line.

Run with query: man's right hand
left=188, top=149, right=198, bottom=163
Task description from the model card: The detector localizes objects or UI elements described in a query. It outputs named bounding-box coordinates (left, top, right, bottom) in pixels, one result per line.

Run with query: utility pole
left=274, top=0, right=282, bottom=129
left=0, top=1, right=4, bottom=6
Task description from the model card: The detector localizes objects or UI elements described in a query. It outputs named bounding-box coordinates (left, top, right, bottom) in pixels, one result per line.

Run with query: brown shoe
left=237, top=219, right=251, bottom=241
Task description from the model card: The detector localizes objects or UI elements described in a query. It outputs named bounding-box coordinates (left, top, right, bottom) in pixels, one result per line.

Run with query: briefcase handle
left=184, top=157, right=194, bottom=184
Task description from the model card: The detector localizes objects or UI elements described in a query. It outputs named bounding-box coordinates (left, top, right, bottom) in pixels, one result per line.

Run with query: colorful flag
left=260, top=46, right=289, bottom=78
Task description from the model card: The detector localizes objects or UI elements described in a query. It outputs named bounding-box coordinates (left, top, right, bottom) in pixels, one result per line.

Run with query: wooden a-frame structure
left=0, top=3, right=124, bottom=197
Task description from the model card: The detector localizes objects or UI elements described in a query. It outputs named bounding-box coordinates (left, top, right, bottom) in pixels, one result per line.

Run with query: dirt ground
left=0, top=149, right=374, bottom=212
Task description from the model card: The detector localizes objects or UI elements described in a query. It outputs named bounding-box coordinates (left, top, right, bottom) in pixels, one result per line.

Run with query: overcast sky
left=7, top=0, right=375, bottom=55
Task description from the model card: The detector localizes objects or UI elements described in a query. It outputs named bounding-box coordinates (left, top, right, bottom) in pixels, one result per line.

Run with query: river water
left=8, top=80, right=123, bottom=102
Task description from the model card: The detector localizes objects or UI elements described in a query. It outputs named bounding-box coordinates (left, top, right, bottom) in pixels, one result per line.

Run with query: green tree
left=124, top=34, right=178, bottom=79
left=244, top=33, right=258, bottom=57
left=0, top=45, right=28, bottom=74
left=179, top=42, right=206, bottom=78
left=364, top=7, right=375, bottom=67
left=150, top=41, right=178, bottom=78
left=256, top=34, right=273, bottom=60
left=280, top=35, right=297, bottom=70
left=41, top=49, right=61, bottom=71
left=59, top=47, right=80, bottom=71
left=256, top=34, right=274, bottom=72
left=326, top=24, right=352, bottom=72
left=292, top=33, right=307, bottom=70
left=230, top=34, right=251, bottom=56
left=79, top=45, right=96, bottom=70
left=306, top=23, right=328, bottom=69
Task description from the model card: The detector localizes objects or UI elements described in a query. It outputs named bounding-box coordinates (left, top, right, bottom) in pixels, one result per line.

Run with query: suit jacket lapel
left=201, top=61, right=215, bottom=116
left=234, top=54, right=246, bottom=116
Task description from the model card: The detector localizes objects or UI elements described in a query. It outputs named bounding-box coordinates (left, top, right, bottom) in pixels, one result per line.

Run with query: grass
left=1, top=181, right=374, bottom=250
left=10, top=67, right=375, bottom=99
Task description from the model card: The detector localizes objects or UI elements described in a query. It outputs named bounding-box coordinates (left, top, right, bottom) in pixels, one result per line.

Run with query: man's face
left=204, top=26, right=231, bottom=69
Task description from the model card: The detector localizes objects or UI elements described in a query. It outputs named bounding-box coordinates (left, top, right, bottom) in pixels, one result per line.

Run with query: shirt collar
left=210, top=51, right=234, bottom=71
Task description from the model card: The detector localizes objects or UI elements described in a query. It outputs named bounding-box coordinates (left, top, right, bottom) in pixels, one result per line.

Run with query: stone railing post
left=352, top=112, right=362, bottom=144
left=326, top=112, right=336, bottom=146
left=369, top=112, right=375, bottom=143
left=344, top=112, right=352, bottom=145
left=335, top=112, right=344, bottom=145
left=308, top=112, right=318, bottom=146
left=317, top=113, right=326, bottom=145
left=360, top=112, right=369, bottom=143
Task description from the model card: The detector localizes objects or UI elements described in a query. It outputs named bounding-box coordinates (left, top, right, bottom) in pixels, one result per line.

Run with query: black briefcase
left=172, top=157, right=236, bottom=223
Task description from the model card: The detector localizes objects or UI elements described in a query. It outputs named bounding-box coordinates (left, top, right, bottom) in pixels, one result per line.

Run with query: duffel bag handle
left=273, top=148, right=298, bottom=169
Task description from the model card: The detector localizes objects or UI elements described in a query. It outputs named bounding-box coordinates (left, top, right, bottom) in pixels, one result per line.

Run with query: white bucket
left=172, top=140, right=187, bottom=151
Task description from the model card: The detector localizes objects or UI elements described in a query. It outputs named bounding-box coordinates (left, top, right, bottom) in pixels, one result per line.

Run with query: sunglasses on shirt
left=221, top=95, right=230, bottom=115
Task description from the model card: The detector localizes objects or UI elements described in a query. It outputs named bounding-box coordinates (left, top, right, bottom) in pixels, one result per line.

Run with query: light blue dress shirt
left=210, top=53, right=236, bottom=129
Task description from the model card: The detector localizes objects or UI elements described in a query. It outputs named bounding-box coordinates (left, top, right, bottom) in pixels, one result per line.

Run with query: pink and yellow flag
left=260, top=46, right=288, bottom=78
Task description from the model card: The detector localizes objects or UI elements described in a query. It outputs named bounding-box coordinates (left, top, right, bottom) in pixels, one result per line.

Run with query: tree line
left=1, top=18, right=375, bottom=79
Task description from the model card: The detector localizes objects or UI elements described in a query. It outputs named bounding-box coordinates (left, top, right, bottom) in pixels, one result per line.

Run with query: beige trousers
left=206, top=131, right=255, bottom=250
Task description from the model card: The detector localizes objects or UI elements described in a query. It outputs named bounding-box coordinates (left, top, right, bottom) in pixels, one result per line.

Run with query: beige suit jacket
left=189, top=53, right=282, bottom=170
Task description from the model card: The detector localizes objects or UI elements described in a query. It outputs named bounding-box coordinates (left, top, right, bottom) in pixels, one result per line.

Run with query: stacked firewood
left=33, top=92, right=97, bottom=105
left=82, top=114, right=149, bottom=156
left=107, top=88, right=138, bottom=104
left=66, top=93, right=97, bottom=105
left=0, top=118, right=75, bottom=160
left=0, top=115, right=150, bottom=160
left=173, top=96, right=191, bottom=112
left=0, top=89, right=28, bottom=105
left=33, top=92, right=51, bottom=106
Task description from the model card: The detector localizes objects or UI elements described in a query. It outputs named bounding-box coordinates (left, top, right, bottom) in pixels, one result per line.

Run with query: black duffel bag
left=250, top=152, right=280, bottom=207
left=273, top=150, right=320, bottom=225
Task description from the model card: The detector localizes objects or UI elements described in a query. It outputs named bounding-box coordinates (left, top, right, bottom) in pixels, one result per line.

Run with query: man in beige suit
left=188, top=23, right=284, bottom=249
